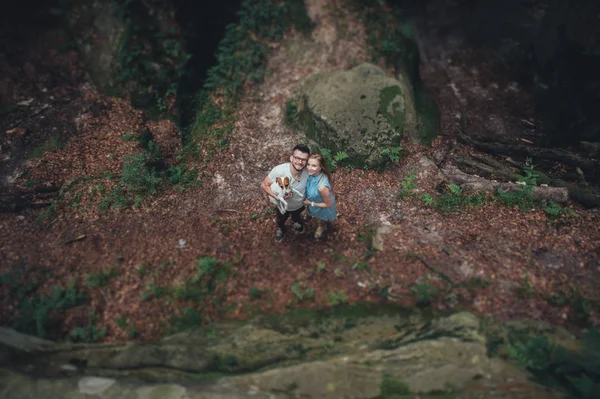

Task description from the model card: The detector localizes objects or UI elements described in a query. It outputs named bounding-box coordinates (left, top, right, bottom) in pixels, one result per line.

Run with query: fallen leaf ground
left=1, top=1, right=599, bottom=343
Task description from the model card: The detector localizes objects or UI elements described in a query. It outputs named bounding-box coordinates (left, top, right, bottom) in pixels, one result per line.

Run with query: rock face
left=298, top=63, right=420, bottom=168
left=66, top=0, right=127, bottom=91
left=0, top=306, right=566, bottom=398
left=65, top=0, right=188, bottom=108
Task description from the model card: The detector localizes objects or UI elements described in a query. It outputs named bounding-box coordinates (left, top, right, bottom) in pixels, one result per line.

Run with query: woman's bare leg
left=314, top=219, right=325, bottom=239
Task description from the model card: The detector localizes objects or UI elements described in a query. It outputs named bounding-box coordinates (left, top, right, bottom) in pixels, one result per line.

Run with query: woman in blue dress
left=303, top=153, right=337, bottom=239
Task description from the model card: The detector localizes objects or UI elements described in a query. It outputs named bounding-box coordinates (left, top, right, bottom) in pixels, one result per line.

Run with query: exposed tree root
left=441, top=165, right=569, bottom=203
left=0, top=184, right=59, bottom=213
left=458, top=134, right=600, bottom=180
left=450, top=138, right=600, bottom=208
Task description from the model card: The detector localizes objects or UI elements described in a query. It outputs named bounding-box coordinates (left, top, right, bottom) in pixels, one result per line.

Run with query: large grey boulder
left=297, top=63, right=420, bottom=168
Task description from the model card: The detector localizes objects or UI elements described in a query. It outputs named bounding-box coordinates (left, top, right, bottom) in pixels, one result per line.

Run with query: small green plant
left=448, top=183, right=462, bottom=196
left=465, top=277, right=491, bottom=292
left=138, top=263, right=151, bottom=277
left=248, top=286, right=263, bottom=299
left=173, top=257, right=232, bottom=304
left=380, top=375, right=411, bottom=396
left=352, top=260, right=369, bottom=271
left=410, top=275, right=437, bottom=305
left=316, top=262, right=327, bottom=274
left=128, top=325, right=138, bottom=339
left=284, top=100, right=299, bottom=127
left=328, top=290, right=349, bottom=305
left=381, top=146, right=403, bottom=163
left=420, top=193, right=433, bottom=206
left=334, top=151, right=350, bottom=164
left=319, top=148, right=350, bottom=171
left=291, top=283, right=315, bottom=302
left=121, top=131, right=137, bottom=141
left=356, top=225, right=374, bottom=243
left=497, top=185, right=535, bottom=211
left=85, top=267, right=119, bottom=288
left=35, top=201, right=57, bottom=222
left=542, top=200, right=562, bottom=217
left=398, top=172, right=417, bottom=198
left=570, top=294, right=598, bottom=326
left=100, top=135, right=198, bottom=211
left=497, top=157, right=538, bottom=211
left=544, top=289, right=599, bottom=326
left=516, top=272, right=536, bottom=299
left=262, top=206, right=274, bottom=215
left=170, top=307, right=203, bottom=333
left=10, top=280, right=87, bottom=338
left=140, top=279, right=169, bottom=301
left=115, top=316, right=128, bottom=328
left=508, top=329, right=600, bottom=399
left=166, top=165, right=198, bottom=187
left=99, top=185, right=132, bottom=211
left=68, top=191, right=85, bottom=212
left=69, top=312, right=107, bottom=343
left=90, top=183, right=105, bottom=198
left=434, top=184, right=486, bottom=214
left=121, top=152, right=163, bottom=195
left=541, top=200, right=577, bottom=224
left=509, top=335, right=556, bottom=371
left=30, top=136, right=64, bottom=159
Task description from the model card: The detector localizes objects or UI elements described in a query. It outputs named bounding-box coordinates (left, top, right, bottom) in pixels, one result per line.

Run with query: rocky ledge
left=1, top=305, right=573, bottom=398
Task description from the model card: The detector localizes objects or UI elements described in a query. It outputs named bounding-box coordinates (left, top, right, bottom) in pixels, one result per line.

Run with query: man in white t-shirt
left=260, top=144, right=310, bottom=242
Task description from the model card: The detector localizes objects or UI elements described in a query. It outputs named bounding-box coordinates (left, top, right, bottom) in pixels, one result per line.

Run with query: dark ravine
left=172, top=0, right=244, bottom=129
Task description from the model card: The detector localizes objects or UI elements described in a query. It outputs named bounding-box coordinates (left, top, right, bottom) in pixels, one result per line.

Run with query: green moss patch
left=380, top=375, right=411, bottom=397
left=378, top=86, right=405, bottom=134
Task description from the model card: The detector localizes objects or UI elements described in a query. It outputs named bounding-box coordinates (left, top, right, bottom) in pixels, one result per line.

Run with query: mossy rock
left=295, top=63, right=438, bottom=168
left=65, top=0, right=127, bottom=92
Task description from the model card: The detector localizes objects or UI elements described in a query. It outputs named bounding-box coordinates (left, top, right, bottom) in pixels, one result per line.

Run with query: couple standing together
left=260, top=144, right=337, bottom=243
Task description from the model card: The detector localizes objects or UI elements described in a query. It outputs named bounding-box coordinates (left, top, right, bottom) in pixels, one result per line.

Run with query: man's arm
left=261, top=176, right=278, bottom=201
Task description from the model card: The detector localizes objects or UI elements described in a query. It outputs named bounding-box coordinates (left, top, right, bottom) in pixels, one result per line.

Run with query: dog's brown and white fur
left=270, top=177, right=291, bottom=213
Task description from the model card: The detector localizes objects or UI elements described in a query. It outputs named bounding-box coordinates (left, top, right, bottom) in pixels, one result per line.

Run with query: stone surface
left=0, top=307, right=572, bottom=398
left=66, top=0, right=127, bottom=91
left=298, top=63, right=419, bottom=168
left=0, top=326, right=54, bottom=366
left=372, top=224, right=393, bottom=251
left=135, top=384, right=188, bottom=399
left=78, top=377, right=116, bottom=395
left=417, top=156, right=446, bottom=187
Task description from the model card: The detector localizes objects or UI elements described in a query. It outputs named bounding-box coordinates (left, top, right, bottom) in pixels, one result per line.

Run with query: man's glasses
left=292, top=155, right=308, bottom=163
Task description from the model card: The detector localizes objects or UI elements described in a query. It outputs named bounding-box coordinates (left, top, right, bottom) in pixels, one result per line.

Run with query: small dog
left=275, top=177, right=291, bottom=197
left=270, top=177, right=291, bottom=213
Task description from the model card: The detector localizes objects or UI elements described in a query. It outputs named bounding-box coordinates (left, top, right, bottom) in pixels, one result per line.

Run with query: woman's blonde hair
left=309, top=153, right=333, bottom=187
